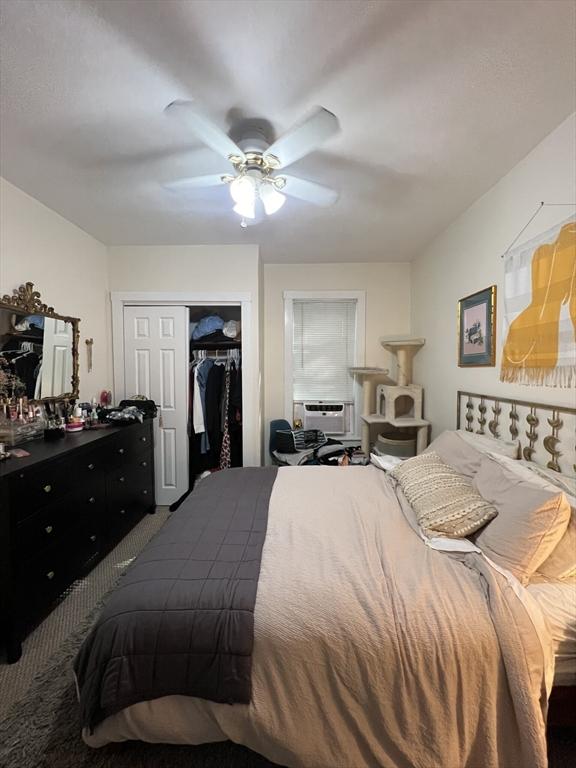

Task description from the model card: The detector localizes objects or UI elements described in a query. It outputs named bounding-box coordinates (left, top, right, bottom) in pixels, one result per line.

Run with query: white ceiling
left=0, top=0, right=575, bottom=263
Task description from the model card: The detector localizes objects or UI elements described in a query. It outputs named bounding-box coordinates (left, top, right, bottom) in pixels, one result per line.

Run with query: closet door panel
left=134, top=349, right=151, bottom=398
left=160, top=427, right=177, bottom=490
left=123, top=306, right=188, bottom=506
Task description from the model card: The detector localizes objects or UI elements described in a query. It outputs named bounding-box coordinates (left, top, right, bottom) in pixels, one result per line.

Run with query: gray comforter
left=74, top=467, right=277, bottom=731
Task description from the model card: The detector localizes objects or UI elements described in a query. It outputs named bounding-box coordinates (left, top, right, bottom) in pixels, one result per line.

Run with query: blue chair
left=269, top=419, right=292, bottom=465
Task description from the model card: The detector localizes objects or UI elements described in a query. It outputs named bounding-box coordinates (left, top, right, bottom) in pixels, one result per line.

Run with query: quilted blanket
left=74, top=467, right=277, bottom=731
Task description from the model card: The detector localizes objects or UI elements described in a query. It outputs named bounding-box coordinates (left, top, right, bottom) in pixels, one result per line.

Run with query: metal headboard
left=456, top=391, right=576, bottom=475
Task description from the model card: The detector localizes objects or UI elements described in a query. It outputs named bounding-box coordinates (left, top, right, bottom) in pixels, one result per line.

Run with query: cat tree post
left=349, top=368, right=389, bottom=455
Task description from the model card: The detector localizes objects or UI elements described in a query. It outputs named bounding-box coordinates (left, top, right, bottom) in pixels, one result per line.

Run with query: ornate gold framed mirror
left=0, top=282, right=80, bottom=402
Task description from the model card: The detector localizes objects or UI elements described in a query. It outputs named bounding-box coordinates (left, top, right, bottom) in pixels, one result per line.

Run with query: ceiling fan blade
left=164, top=100, right=245, bottom=163
left=280, top=175, right=339, bottom=207
left=164, top=174, right=229, bottom=191
left=264, top=107, right=340, bottom=169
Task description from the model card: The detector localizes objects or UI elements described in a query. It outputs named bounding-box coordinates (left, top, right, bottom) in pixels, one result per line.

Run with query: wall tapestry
left=501, top=216, right=575, bottom=387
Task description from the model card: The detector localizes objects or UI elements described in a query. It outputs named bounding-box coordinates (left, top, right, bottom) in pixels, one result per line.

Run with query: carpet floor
left=0, top=510, right=574, bottom=768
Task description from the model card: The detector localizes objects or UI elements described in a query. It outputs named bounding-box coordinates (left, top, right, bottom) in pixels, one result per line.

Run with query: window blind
left=292, top=299, right=357, bottom=402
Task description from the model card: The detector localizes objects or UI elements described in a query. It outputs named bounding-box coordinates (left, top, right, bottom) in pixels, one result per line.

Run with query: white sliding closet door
left=123, top=306, right=188, bottom=506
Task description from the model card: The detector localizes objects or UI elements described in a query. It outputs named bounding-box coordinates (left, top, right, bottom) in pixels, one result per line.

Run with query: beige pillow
left=425, top=430, right=484, bottom=479
left=391, top=451, right=498, bottom=538
left=537, top=514, right=576, bottom=581
left=480, top=453, right=576, bottom=581
left=473, top=455, right=571, bottom=584
left=455, top=429, right=520, bottom=460
left=517, top=461, right=576, bottom=497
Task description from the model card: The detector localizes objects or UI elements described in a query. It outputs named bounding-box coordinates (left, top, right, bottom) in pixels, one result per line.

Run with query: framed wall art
left=457, top=285, right=496, bottom=367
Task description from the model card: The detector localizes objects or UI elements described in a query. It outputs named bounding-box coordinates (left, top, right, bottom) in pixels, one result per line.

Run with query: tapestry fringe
left=500, top=364, right=576, bottom=388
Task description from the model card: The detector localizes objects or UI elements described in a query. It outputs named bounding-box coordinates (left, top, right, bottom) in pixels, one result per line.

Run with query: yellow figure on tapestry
left=501, top=220, right=576, bottom=386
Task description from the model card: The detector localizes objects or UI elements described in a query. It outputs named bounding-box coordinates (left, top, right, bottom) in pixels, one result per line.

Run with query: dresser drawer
left=74, top=447, right=110, bottom=484
left=71, top=521, right=103, bottom=572
left=15, top=497, right=73, bottom=556
left=126, top=460, right=154, bottom=506
left=9, top=459, right=73, bottom=521
left=19, top=542, right=72, bottom=610
left=107, top=467, right=132, bottom=507
left=72, top=479, right=107, bottom=517
left=109, top=422, right=153, bottom=466
left=107, top=501, right=142, bottom=546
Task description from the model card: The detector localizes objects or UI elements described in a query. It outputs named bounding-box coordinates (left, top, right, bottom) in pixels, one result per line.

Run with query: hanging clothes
left=228, top=361, right=243, bottom=467
left=205, top=362, right=225, bottom=462
left=192, top=364, right=205, bottom=436
left=188, top=340, right=242, bottom=476
left=195, top=358, right=214, bottom=454
left=219, top=367, right=231, bottom=470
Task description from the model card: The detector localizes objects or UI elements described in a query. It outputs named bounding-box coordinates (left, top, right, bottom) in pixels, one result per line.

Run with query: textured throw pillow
left=391, top=451, right=498, bottom=538
left=424, top=430, right=484, bottom=479
left=473, top=455, right=571, bottom=585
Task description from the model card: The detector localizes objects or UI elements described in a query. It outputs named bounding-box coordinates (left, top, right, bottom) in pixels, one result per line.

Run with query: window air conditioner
left=303, top=402, right=346, bottom=434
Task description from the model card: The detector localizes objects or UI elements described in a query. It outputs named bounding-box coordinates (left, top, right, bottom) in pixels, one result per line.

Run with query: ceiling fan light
left=233, top=201, right=255, bottom=219
left=260, top=184, right=286, bottom=216
left=230, top=175, right=256, bottom=206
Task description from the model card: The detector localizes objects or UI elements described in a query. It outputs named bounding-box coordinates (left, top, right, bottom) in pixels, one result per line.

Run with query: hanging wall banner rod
left=500, top=202, right=576, bottom=259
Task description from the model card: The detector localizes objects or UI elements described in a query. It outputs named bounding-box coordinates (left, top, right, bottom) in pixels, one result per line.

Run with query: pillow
left=517, top=461, right=576, bottom=497
left=537, top=516, right=576, bottom=581
left=455, top=429, right=520, bottom=460
left=390, top=451, right=498, bottom=538
left=473, top=455, right=571, bottom=584
left=479, top=452, right=576, bottom=580
left=424, top=430, right=484, bottom=479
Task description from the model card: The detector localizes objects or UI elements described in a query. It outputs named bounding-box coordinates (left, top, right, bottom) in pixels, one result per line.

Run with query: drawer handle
left=118, top=448, right=125, bottom=455
left=140, top=437, right=147, bottom=442
left=89, top=497, right=96, bottom=504
left=119, top=476, right=125, bottom=483
left=141, top=461, right=147, bottom=467
left=45, top=525, right=54, bottom=534
left=87, top=463, right=95, bottom=470
left=90, top=534, right=97, bottom=542
left=44, top=484, right=52, bottom=493
left=19, top=473, right=25, bottom=479
left=46, top=571, right=55, bottom=580
left=119, top=508, right=126, bottom=515
left=143, top=489, right=148, bottom=495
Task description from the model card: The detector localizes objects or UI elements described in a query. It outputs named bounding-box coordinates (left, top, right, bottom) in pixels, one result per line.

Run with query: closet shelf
left=190, top=339, right=241, bottom=351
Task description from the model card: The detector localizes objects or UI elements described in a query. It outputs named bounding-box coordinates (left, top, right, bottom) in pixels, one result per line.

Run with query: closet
left=188, top=306, right=243, bottom=487
left=121, top=300, right=250, bottom=507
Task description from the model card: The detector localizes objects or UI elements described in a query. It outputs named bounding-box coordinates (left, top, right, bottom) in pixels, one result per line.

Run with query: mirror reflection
left=0, top=308, right=75, bottom=400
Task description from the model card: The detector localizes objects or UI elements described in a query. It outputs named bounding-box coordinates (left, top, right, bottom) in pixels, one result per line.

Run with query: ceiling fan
left=164, top=100, right=340, bottom=226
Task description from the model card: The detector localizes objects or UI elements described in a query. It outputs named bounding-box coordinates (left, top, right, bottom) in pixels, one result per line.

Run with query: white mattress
left=527, top=579, right=576, bottom=686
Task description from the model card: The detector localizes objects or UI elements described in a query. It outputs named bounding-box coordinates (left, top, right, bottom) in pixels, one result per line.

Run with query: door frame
left=111, top=291, right=259, bottom=466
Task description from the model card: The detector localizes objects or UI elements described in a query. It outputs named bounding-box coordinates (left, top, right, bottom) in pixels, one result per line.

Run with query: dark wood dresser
left=0, top=419, right=155, bottom=663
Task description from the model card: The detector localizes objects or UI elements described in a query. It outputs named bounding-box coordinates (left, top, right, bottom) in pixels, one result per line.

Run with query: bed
left=74, top=393, right=576, bottom=768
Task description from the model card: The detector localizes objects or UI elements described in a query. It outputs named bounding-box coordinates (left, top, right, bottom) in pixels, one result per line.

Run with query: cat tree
left=351, top=337, right=429, bottom=455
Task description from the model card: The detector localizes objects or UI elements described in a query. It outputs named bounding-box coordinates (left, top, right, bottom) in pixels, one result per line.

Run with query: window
left=292, top=299, right=357, bottom=401
left=284, top=291, right=366, bottom=437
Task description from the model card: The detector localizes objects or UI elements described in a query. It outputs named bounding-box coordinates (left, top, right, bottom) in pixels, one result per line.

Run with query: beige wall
left=108, top=245, right=259, bottom=294
left=263, top=262, right=412, bottom=449
left=0, top=178, right=111, bottom=400
left=412, top=113, right=576, bottom=438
